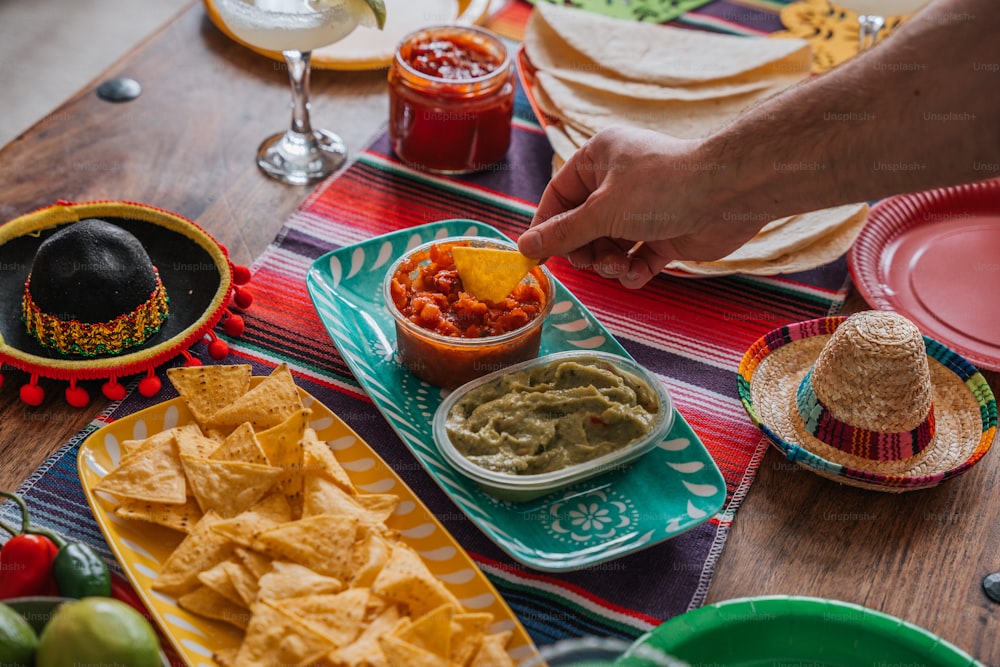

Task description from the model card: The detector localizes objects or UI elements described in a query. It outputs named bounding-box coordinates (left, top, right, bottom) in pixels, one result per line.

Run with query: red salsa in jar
left=388, top=26, right=515, bottom=174
left=383, top=239, right=553, bottom=389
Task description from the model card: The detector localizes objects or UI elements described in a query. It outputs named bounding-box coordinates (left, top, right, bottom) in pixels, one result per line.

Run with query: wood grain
left=0, top=3, right=997, bottom=664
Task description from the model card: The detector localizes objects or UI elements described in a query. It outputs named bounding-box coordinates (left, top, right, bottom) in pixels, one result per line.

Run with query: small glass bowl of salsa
left=383, top=237, right=553, bottom=389
left=433, top=351, right=675, bottom=502
left=388, top=25, right=515, bottom=174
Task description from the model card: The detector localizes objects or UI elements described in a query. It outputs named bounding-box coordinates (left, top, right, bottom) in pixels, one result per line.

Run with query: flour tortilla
left=532, top=1, right=811, bottom=86
left=668, top=203, right=870, bottom=276
left=524, top=10, right=809, bottom=101
left=535, top=70, right=792, bottom=139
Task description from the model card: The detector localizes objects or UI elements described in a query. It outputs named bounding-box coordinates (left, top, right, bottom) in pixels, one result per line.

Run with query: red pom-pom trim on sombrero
left=0, top=200, right=253, bottom=407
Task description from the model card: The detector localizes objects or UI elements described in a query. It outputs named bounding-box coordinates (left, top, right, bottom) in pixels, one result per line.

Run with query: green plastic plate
left=306, top=220, right=725, bottom=572
left=621, top=596, right=985, bottom=666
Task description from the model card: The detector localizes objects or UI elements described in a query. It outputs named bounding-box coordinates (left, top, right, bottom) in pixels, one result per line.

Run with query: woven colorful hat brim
left=0, top=201, right=234, bottom=385
left=738, top=316, right=997, bottom=492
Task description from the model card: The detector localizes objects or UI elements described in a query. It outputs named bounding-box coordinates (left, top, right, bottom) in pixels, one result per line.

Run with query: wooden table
left=1, top=2, right=997, bottom=663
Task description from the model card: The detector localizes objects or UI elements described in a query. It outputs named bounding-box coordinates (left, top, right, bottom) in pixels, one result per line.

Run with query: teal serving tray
left=306, top=220, right=725, bottom=572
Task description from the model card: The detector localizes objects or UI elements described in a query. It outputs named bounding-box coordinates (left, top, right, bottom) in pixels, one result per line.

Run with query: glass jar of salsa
left=388, top=26, right=515, bottom=174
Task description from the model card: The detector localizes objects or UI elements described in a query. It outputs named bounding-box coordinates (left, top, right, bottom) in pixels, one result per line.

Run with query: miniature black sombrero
left=738, top=311, right=997, bottom=492
left=0, top=200, right=254, bottom=407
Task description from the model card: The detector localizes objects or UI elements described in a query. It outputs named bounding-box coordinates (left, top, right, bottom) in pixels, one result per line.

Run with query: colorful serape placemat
left=3, top=0, right=853, bottom=653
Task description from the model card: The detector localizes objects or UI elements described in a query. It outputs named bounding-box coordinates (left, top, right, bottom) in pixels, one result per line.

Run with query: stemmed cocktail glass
left=215, top=0, right=385, bottom=185
left=832, top=0, right=931, bottom=52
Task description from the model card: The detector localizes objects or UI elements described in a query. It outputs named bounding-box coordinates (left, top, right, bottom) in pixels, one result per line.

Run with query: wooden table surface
left=1, top=2, right=998, bottom=663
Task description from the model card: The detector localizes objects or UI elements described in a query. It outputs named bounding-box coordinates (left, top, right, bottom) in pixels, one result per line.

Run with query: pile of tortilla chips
left=522, top=3, right=870, bottom=276
left=95, top=363, right=517, bottom=667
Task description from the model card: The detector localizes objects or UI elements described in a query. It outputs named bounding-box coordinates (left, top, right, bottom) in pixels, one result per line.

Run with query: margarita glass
left=215, top=0, right=381, bottom=184
left=833, top=0, right=931, bottom=51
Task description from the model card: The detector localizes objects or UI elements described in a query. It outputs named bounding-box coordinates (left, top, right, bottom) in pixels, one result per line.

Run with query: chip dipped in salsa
left=384, top=239, right=553, bottom=389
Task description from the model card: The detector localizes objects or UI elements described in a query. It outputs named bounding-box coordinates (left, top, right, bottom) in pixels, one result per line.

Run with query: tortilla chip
left=197, top=559, right=246, bottom=607
left=178, top=585, right=250, bottom=630
left=95, top=438, right=187, bottom=504
left=113, top=497, right=203, bottom=533
left=236, top=600, right=335, bottom=667
left=351, top=529, right=392, bottom=588
left=180, top=454, right=282, bottom=518
left=302, top=427, right=356, bottom=492
left=303, top=473, right=398, bottom=524
left=256, top=561, right=345, bottom=601
left=221, top=560, right=260, bottom=607
left=469, top=630, right=515, bottom=667
left=174, top=428, right=221, bottom=459
left=371, top=544, right=462, bottom=617
left=379, top=634, right=451, bottom=667
left=256, top=408, right=309, bottom=502
left=451, top=613, right=495, bottom=667
left=166, top=364, right=253, bottom=425
left=210, top=422, right=269, bottom=465
left=208, top=363, right=303, bottom=430
left=395, top=604, right=453, bottom=659
left=327, top=604, right=402, bottom=667
left=234, top=546, right=273, bottom=580
left=450, top=246, right=538, bottom=304
left=255, top=514, right=359, bottom=580
left=153, top=511, right=234, bottom=597
left=212, top=648, right=239, bottom=667
left=275, top=587, right=370, bottom=647
left=211, top=492, right=293, bottom=549
left=120, top=423, right=203, bottom=458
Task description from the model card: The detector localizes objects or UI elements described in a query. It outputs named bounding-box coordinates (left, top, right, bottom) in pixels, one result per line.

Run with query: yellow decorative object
left=23, top=270, right=169, bottom=357
left=773, top=0, right=911, bottom=73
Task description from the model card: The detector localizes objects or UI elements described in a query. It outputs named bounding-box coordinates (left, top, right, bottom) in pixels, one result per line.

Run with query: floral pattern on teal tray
left=306, top=220, right=725, bottom=572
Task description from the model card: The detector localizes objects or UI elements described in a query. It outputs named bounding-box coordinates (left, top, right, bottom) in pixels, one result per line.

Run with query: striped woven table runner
left=3, top=0, right=849, bottom=651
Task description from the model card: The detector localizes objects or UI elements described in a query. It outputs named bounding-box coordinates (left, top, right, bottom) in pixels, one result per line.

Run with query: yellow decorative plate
left=78, top=382, right=535, bottom=666
left=204, top=0, right=492, bottom=71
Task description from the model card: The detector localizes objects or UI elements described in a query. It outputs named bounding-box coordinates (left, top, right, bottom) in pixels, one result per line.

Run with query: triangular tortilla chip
left=178, top=585, right=250, bottom=629
left=395, top=604, right=453, bottom=659
left=255, top=514, right=359, bottom=579
left=166, top=364, right=253, bottom=426
left=451, top=246, right=538, bottom=304
left=236, top=600, right=335, bottom=667
left=210, top=422, right=269, bottom=465
left=95, top=438, right=187, bottom=504
left=174, top=428, right=223, bottom=459
left=208, top=363, right=302, bottom=430
left=197, top=559, right=246, bottom=607
left=302, top=427, right=355, bottom=492
left=120, top=423, right=202, bottom=458
left=234, top=546, right=273, bottom=579
left=220, top=560, right=259, bottom=607
left=371, top=544, right=462, bottom=617
left=113, top=497, right=203, bottom=534
left=180, top=454, right=282, bottom=518
left=153, top=511, right=234, bottom=597
left=275, top=587, right=369, bottom=647
left=210, top=492, right=292, bottom=549
left=327, top=604, right=401, bottom=667
left=451, top=613, right=495, bottom=667
left=351, top=529, right=392, bottom=588
left=469, top=630, right=514, bottom=667
left=303, top=473, right=398, bottom=523
left=256, top=561, right=345, bottom=602
left=256, top=408, right=309, bottom=502
left=379, top=634, right=451, bottom=667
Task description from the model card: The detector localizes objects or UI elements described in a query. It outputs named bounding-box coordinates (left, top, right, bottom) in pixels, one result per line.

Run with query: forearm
left=701, top=0, right=1000, bottom=221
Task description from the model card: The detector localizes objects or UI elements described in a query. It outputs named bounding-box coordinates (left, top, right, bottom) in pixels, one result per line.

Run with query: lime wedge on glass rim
left=313, top=0, right=386, bottom=29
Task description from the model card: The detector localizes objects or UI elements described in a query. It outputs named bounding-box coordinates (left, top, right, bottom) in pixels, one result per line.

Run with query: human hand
left=518, top=126, right=765, bottom=288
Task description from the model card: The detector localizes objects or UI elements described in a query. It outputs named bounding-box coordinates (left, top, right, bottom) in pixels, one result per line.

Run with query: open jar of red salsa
left=388, top=26, right=515, bottom=174
left=383, top=237, right=553, bottom=388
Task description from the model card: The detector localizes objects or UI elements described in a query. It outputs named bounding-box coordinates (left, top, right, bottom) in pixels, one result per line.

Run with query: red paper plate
left=848, top=179, right=1000, bottom=371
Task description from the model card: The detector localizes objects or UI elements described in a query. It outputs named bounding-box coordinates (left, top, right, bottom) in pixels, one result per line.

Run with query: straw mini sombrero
left=0, top=200, right=254, bottom=407
left=738, top=311, right=997, bottom=492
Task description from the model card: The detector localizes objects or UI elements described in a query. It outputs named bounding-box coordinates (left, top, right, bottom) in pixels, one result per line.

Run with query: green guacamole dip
left=444, top=357, right=661, bottom=475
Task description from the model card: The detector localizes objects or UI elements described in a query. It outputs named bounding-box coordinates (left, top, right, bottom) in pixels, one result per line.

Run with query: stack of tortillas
left=522, top=3, right=870, bottom=276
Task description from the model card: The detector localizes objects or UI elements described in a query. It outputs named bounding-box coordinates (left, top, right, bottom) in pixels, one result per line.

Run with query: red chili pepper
left=0, top=496, right=60, bottom=599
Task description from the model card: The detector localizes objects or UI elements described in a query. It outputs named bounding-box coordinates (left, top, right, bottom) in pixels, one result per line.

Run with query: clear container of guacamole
left=433, top=350, right=675, bottom=501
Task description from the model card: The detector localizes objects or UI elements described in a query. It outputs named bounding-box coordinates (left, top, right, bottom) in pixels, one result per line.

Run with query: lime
left=35, top=597, right=161, bottom=667
left=0, top=602, right=38, bottom=667
left=356, top=0, right=387, bottom=30
left=315, top=0, right=386, bottom=29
